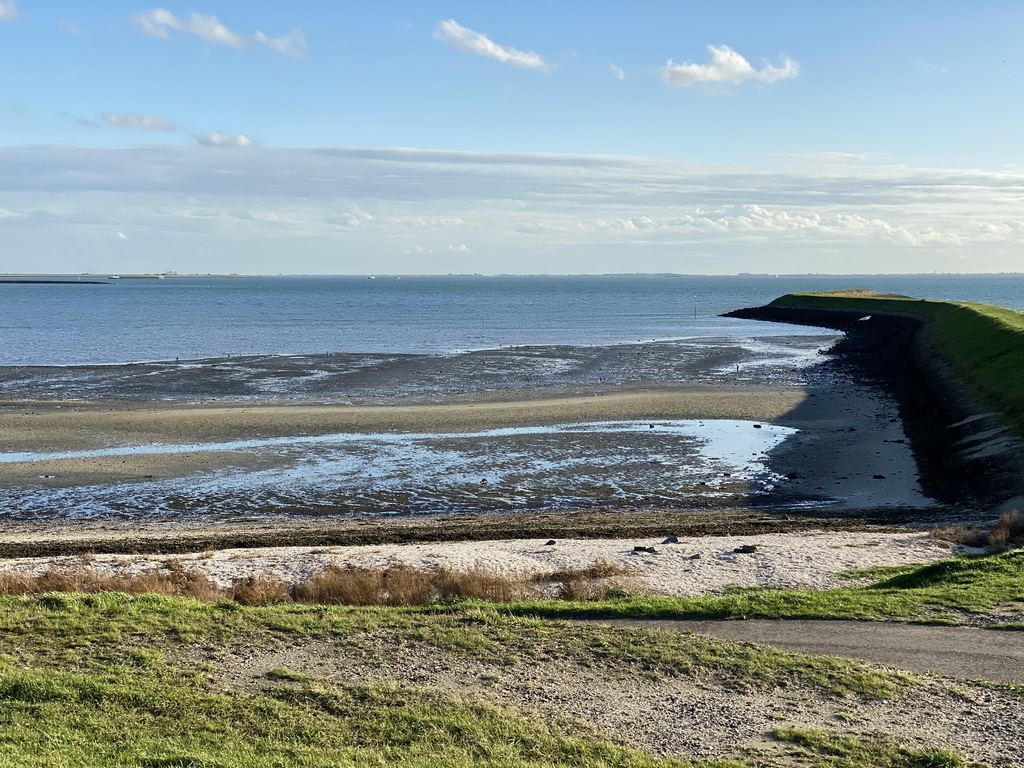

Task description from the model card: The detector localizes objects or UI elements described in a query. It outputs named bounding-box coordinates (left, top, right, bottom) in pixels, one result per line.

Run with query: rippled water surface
left=3, top=274, right=1021, bottom=366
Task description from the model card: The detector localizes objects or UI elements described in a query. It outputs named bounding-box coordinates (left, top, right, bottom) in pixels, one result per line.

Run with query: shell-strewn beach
left=0, top=531, right=952, bottom=595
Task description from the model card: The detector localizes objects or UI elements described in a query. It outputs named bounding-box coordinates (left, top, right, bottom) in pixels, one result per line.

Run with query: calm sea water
left=2, top=274, right=1022, bottom=367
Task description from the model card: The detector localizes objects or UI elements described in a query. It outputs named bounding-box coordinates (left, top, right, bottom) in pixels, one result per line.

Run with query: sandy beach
left=0, top=530, right=952, bottom=596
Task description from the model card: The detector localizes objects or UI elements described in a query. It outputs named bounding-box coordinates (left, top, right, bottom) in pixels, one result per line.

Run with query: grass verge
left=2, top=550, right=1021, bottom=625
left=496, top=549, right=1024, bottom=624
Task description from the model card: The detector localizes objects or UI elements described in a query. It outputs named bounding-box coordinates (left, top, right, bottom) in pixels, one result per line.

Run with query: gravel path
left=590, top=618, right=1024, bottom=684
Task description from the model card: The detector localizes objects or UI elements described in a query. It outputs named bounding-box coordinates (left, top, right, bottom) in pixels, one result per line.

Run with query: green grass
left=496, top=549, right=1024, bottom=624
left=0, top=595, right=913, bottom=700
left=0, top=553, right=1006, bottom=767
left=769, top=290, right=1024, bottom=437
left=0, top=593, right=908, bottom=768
left=772, top=728, right=973, bottom=768
left=0, top=661, right=708, bottom=767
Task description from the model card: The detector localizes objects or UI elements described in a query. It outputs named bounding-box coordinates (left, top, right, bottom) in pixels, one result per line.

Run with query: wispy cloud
left=660, top=45, right=798, bottom=87
left=913, top=57, right=948, bottom=74
left=0, top=1, right=18, bottom=21
left=433, top=19, right=549, bottom=71
left=608, top=63, right=625, bottom=80
left=133, top=9, right=307, bottom=57
left=103, top=113, right=175, bottom=131
left=58, top=19, right=86, bottom=35
left=194, top=131, right=258, bottom=148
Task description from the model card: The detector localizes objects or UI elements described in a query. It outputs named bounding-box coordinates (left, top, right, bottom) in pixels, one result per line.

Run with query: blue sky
left=1, top=1, right=1022, bottom=274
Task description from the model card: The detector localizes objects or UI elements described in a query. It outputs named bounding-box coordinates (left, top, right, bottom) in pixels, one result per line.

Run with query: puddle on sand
left=0, top=420, right=796, bottom=521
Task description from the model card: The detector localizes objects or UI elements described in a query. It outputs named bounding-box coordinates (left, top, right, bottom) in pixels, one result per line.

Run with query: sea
left=2, top=273, right=1021, bottom=522
left=2, top=273, right=1023, bottom=368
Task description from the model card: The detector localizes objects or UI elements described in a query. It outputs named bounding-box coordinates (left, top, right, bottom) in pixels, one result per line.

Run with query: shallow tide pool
left=0, top=419, right=797, bottom=521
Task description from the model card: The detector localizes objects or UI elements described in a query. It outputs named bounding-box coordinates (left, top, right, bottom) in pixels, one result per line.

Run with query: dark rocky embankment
left=725, top=303, right=1024, bottom=510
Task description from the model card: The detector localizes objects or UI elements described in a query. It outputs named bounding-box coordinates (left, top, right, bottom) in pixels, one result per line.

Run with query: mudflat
left=0, top=388, right=810, bottom=490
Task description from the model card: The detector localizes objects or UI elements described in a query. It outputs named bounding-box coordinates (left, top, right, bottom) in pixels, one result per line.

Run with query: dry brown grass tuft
left=532, top=559, right=642, bottom=601
left=434, top=565, right=535, bottom=603
left=293, top=564, right=390, bottom=606
left=533, top=560, right=636, bottom=583
left=988, top=510, right=1024, bottom=550
left=0, top=559, right=642, bottom=606
left=929, top=511, right=1024, bottom=552
left=0, top=565, right=221, bottom=601
left=231, top=575, right=291, bottom=605
left=290, top=563, right=534, bottom=606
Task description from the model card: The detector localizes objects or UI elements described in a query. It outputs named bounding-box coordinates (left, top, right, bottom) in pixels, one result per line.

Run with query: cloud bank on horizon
left=1, top=145, right=1019, bottom=275
left=0, top=2, right=1021, bottom=275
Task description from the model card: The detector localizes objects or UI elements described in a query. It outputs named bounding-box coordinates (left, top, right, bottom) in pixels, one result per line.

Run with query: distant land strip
left=0, top=279, right=111, bottom=285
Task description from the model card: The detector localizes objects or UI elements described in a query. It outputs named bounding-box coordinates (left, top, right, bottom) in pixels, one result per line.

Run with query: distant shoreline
left=0, top=273, right=255, bottom=280
left=2, top=272, right=1023, bottom=280
left=0, top=279, right=111, bottom=285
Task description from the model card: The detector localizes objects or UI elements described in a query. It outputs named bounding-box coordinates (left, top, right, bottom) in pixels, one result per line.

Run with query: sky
left=1, top=1, right=1022, bottom=275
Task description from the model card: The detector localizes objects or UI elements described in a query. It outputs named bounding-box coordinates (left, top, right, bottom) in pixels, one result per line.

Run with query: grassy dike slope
left=770, top=290, right=1024, bottom=438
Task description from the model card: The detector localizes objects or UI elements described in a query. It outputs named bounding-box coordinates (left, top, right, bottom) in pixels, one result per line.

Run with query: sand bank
left=1, top=388, right=807, bottom=452
left=0, top=388, right=806, bottom=488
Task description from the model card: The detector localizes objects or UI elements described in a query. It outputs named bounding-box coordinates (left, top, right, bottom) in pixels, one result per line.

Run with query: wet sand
left=0, top=388, right=806, bottom=487
left=0, top=326, right=952, bottom=554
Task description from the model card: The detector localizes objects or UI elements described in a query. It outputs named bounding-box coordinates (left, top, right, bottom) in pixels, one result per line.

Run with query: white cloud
left=133, top=9, right=306, bottom=57
left=660, top=45, right=799, bottom=87
left=325, top=207, right=374, bottom=228
left=194, top=131, right=258, bottom=148
left=447, top=243, right=470, bottom=252
left=103, top=113, right=175, bottom=131
left=0, top=1, right=18, bottom=21
left=115, top=231, right=129, bottom=240
left=433, top=19, right=548, bottom=71
left=609, top=63, right=625, bottom=80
